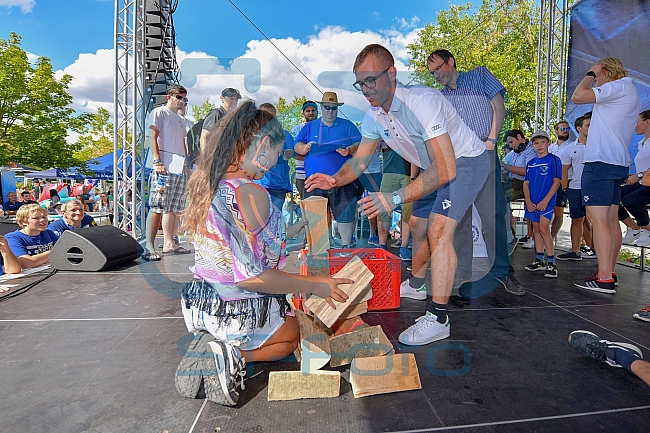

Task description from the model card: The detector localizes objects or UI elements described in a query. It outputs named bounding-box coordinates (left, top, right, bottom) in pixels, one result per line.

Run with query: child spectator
left=5, top=204, right=59, bottom=269
left=523, top=131, right=562, bottom=278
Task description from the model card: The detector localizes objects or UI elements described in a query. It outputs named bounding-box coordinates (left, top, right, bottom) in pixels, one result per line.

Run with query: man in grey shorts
left=306, top=44, right=489, bottom=345
left=144, top=86, right=192, bottom=260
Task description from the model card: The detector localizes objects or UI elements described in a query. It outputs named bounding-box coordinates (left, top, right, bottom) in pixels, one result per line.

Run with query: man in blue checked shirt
left=426, top=49, right=525, bottom=298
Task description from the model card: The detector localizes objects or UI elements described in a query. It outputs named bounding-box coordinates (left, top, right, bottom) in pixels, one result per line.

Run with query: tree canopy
left=0, top=32, right=88, bottom=169
left=407, top=0, right=539, bottom=134
left=74, top=107, right=114, bottom=163
left=190, top=98, right=216, bottom=121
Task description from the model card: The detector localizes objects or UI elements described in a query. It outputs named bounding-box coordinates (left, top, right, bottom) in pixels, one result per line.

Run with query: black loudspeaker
left=0, top=219, right=19, bottom=236
left=50, top=226, right=144, bottom=271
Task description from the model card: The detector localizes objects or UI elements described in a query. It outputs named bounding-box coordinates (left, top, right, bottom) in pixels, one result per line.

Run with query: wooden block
left=295, top=310, right=331, bottom=373
left=338, top=301, right=368, bottom=320
left=350, top=353, right=421, bottom=398
left=304, top=256, right=374, bottom=328
left=329, top=325, right=394, bottom=367
left=267, top=371, right=340, bottom=401
left=300, top=196, right=330, bottom=256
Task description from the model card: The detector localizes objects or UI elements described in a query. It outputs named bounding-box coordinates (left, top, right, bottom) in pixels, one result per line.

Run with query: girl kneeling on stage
left=177, top=100, right=349, bottom=406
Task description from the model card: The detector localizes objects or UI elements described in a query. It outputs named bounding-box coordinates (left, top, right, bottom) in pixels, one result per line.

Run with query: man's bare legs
left=585, top=205, right=620, bottom=280
left=162, top=212, right=180, bottom=252
left=551, top=206, right=564, bottom=239
left=145, top=211, right=163, bottom=257
left=569, top=217, right=585, bottom=253
left=429, top=214, right=459, bottom=305
left=631, top=360, right=650, bottom=387
left=409, top=215, right=430, bottom=280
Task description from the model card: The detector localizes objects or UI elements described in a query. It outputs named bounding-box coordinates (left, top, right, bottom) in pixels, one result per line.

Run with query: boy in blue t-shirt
left=5, top=204, right=59, bottom=269
left=0, top=235, right=22, bottom=277
left=523, top=131, right=562, bottom=278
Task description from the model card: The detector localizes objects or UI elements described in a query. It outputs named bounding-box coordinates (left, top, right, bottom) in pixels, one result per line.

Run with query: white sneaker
left=202, top=341, right=246, bottom=406
left=522, top=238, right=535, bottom=249
left=623, top=228, right=642, bottom=244
left=400, top=279, right=427, bottom=300
left=398, top=312, right=450, bottom=345
left=635, top=229, right=650, bottom=246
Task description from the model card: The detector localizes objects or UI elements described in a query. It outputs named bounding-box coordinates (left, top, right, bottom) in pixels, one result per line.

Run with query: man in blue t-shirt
left=294, top=91, right=362, bottom=248
left=3, top=192, right=23, bottom=216
left=523, top=131, right=562, bottom=278
left=257, top=103, right=295, bottom=212
left=5, top=204, right=59, bottom=269
left=49, top=199, right=98, bottom=237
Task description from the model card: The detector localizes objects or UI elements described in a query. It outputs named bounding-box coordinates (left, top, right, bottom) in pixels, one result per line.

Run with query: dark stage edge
left=1, top=246, right=650, bottom=433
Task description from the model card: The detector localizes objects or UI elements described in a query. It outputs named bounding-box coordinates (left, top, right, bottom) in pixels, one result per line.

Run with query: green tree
left=407, top=0, right=539, bottom=134
left=275, top=95, right=308, bottom=185
left=74, top=107, right=114, bottom=163
left=190, top=98, right=216, bottom=121
left=0, top=32, right=88, bottom=169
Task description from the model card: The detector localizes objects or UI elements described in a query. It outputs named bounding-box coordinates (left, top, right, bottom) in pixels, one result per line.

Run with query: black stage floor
left=1, top=243, right=650, bottom=433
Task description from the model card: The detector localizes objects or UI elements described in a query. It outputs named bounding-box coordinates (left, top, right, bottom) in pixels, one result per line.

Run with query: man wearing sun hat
left=294, top=91, right=363, bottom=249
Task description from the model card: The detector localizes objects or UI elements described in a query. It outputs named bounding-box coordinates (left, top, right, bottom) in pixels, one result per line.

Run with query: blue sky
left=0, top=0, right=477, bottom=120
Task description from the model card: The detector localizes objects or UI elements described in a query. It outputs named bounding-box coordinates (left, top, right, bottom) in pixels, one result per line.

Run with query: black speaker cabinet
left=50, top=225, right=144, bottom=271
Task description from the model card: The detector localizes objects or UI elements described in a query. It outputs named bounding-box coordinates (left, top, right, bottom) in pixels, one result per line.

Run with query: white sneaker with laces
left=622, top=228, right=642, bottom=244
left=399, top=279, right=427, bottom=300
left=635, top=229, right=650, bottom=247
left=522, top=238, right=535, bottom=249
left=398, top=312, right=450, bottom=345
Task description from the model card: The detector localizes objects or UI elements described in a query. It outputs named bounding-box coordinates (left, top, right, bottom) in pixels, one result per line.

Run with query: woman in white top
left=619, top=110, right=650, bottom=246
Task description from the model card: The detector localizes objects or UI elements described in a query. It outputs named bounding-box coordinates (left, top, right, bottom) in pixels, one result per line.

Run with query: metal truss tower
left=113, top=0, right=179, bottom=238
left=534, top=0, right=569, bottom=131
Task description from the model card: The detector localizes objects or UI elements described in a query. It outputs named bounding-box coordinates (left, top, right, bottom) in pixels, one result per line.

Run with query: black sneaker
left=574, top=276, right=616, bottom=294
left=500, top=274, right=526, bottom=295
left=613, top=273, right=619, bottom=287
left=519, top=236, right=529, bottom=244
left=175, top=331, right=215, bottom=398
left=568, top=330, right=643, bottom=367
left=580, top=245, right=597, bottom=259
left=525, top=258, right=546, bottom=271
left=557, top=251, right=582, bottom=261
left=545, top=263, right=558, bottom=278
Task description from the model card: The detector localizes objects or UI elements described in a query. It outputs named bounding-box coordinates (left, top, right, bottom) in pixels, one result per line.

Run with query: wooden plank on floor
left=350, top=353, right=421, bottom=398
left=267, top=371, right=340, bottom=401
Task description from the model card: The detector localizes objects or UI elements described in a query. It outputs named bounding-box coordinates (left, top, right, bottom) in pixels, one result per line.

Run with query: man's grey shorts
left=412, top=151, right=490, bottom=223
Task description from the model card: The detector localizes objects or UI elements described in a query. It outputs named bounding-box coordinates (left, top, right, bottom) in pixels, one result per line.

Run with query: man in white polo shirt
left=306, top=44, right=489, bottom=345
left=571, top=57, right=640, bottom=293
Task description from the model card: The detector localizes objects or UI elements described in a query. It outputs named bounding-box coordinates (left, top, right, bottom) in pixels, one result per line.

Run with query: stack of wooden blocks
left=267, top=256, right=422, bottom=401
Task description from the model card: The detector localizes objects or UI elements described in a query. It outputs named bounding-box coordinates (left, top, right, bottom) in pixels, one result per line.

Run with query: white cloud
left=395, top=16, right=421, bottom=30
left=58, top=22, right=423, bottom=125
left=0, top=0, right=35, bottom=13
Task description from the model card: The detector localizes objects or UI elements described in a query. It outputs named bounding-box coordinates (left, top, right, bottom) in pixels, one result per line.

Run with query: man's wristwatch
left=487, top=137, right=497, bottom=144
left=638, top=172, right=644, bottom=179
left=392, top=191, right=403, bottom=207
left=586, top=71, right=596, bottom=79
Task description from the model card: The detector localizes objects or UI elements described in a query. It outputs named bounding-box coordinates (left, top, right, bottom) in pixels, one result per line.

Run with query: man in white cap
left=295, top=91, right=362, bottom=249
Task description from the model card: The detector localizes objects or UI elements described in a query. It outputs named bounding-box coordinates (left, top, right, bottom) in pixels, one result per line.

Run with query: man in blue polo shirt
left=49, top=199, right=98, bottom=237
left=3, top=192, right=22, bottom=216
left=295, top=91, right=362, bottom=249
left=258, top=103, right=295, bottom=211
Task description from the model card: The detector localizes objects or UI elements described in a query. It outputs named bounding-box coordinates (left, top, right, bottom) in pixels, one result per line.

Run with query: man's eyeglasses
left=353, top=68, right=390, bottom=91
left=429, top=60, right=447, bottom=76
left=559, top=127, right=570, bottom=132
left=321, top=105, right=338, bottom=111
left=173, top=95, right=189, bottom=103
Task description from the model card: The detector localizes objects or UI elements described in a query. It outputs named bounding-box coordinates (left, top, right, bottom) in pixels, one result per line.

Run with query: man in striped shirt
left=427, top=49, right=525, bottom=297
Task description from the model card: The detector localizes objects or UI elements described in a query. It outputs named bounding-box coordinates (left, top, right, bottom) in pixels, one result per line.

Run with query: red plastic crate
left=299, top=248, right=401, bottom=311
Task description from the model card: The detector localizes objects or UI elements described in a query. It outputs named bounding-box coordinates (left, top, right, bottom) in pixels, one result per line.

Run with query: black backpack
left=187, top=107, right=226, bottom=165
